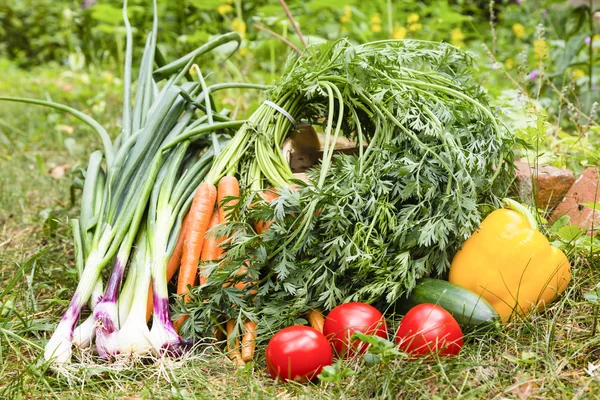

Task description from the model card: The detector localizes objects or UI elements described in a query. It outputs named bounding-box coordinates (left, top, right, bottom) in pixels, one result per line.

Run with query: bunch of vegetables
left=2, top=0, right=574, bottom=374
left=180, top=37, right=518, bottom=343
left=265, top=300, right=465, bottom=382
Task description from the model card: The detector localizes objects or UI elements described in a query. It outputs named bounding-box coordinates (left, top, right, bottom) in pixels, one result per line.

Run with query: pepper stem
left=502, top=198, right=539, bottom=231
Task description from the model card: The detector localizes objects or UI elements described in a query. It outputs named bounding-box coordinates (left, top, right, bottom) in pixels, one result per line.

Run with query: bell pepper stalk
left=448, top=198, right=572, bottom=322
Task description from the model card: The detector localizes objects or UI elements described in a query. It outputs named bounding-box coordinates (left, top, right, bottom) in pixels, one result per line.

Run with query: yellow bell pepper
left=448, top=199, right=571, bottom=322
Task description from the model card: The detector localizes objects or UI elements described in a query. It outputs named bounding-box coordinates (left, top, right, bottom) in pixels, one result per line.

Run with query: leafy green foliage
left=351, top=332, right=404, bottom=365
left=317, top=360, right=355, bottom=383
left=182, top=39, right=515, bottom=341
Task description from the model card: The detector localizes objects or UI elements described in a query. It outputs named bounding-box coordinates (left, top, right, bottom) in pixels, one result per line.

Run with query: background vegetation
left=0, top=0, right=599, bottom=398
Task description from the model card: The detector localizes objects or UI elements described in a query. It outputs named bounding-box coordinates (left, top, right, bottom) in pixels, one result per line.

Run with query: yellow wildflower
left=232, top=18, right=246, bottom=37
left=341, top=5, right=352, bottom=24
left=239, top=47, right=247, bottom=57
left=409, top=23, right=422, bottom=32
left=217, top=4, right=233, bottom=15
left=370, top=14, right=381, bottom=24
left=572, top=69, right=585, bottom=79
left=533, top=39, right=548, bottom=59
left=393, top=26, right=407, bottom=40
left=593, top=34, right=600, bottom=41
left=227, top=0, right=233, bottom=3
left=371, top=24, right=382, bottom=33
left=504, top=58, right=515, bottom=70
left=512, top=23, right=525, bottom=39
left=451, top=28, right=464, bottom=43
left=407, top=13, right=419, bottom=24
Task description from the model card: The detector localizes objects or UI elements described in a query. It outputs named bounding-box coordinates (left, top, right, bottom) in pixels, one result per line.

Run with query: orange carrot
left=226, top=320, right=245, bottom=366
left=253, top=188, right=280, bottom=234
left=306, top=310, right=325, bottom=334
left=173, top=182, right=217, bottom=333
left=146, top=214, right=190, bottom=322
left=167, top=215, right=191, bottom=281
left=199, top=210, right=222, bottom=285
left=241, top=321, right=257, bottom=362
left=216, top=176, right=259, bottom=362
left=217, top=175, right=240, bottom=225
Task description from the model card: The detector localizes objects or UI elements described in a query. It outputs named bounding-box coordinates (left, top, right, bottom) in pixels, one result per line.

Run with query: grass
left=1, top=56, right=600, bottom=399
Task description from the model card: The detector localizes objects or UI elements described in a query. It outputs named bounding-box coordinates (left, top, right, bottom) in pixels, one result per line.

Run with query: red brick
left=512, top=161, right=575, bottom=211
left=550, top=167, right=600, bottom=235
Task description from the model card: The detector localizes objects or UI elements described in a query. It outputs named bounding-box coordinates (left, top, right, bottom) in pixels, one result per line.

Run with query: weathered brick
left=550, top=167, right=600, bottom=235
left=511, top=161, right=575, bottom=211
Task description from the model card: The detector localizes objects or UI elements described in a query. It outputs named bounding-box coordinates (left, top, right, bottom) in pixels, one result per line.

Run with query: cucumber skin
left=405, top=279, right=501, bottom=333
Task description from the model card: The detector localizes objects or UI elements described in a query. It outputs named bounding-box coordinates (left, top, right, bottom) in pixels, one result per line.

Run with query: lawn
left=1, top=1, right=600, bottom=399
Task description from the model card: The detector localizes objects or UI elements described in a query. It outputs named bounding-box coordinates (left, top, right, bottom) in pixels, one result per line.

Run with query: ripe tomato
left=323, top=302, right=388, bottom=357
left=265, top=326, right=332, bottom=382
left=395, top=303, right=463, bottom=356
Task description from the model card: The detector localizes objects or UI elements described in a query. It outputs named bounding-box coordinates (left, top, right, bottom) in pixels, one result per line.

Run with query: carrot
left=199, top=210, right=223, bottom=285
left=252, top=185, right=308, bottom=234
left=306, top=310, right=325, bottom=333
left=253, top=188, right=280, bottom=234
left=216, top=176, right=259, bottom=362
left=173, top=182, right=217, bottom=333
left=217, top=175, right=240, bottom=225
left=191, top=209, right=226, bottom=343
left=226, top=320, right=245, bottom=366
left=240, top=321, right=257, bottom=362
left=146, top=214, right=190, bottom=322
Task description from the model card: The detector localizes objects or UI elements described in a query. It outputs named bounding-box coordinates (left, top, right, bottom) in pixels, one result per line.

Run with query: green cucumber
left=403, top=278, right=501, bottom=333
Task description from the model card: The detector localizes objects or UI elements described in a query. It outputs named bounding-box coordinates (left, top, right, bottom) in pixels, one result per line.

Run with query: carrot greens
left=181, top=38, right=516, bottom=340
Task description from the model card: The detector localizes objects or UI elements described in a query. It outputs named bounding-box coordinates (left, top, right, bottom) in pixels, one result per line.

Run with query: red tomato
left=395, top=303, right=463, bottom=356
left=265, top=326, right=332, bottom=382
left=323, top=302, right=388, bottom=357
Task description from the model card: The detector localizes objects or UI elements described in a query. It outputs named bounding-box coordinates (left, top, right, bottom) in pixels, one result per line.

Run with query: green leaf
left=553, top=32, right=589, bottom=76
left=352, top=332, right=403, bottom=362
left=256, top=5, right=283, bottom=16
left=306, top=0, right=352, bottom=11
left=565, top=5, right=589, bottom=38
left=550, top=215, right=571, bottom=233
left=90, top=4, right=123, bottom=25
left=188, top=0, right=224, bottom=11
left=584, top=291, right=599, bottom=303
left=582, top=202, right=600, bottom=211
left=584, top=283, right=600, bottom=304
left=317, top=361, right=355, bottom=383
left=557, top=225, right=583, bottom=242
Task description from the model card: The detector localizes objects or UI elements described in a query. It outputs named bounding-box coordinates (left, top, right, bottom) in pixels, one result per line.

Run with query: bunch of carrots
left=152, top=174, right=325, bottom=365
